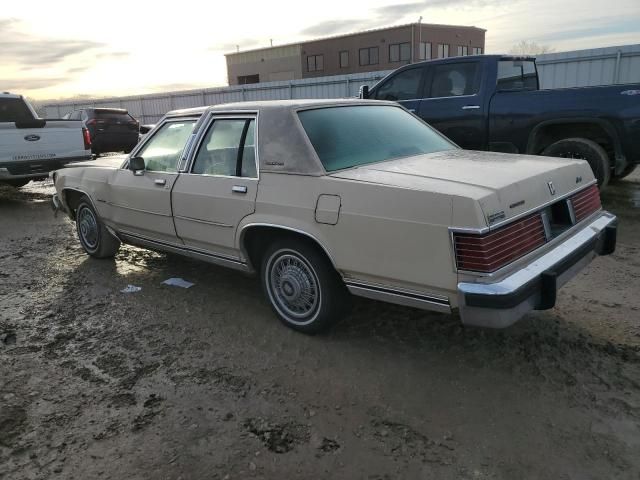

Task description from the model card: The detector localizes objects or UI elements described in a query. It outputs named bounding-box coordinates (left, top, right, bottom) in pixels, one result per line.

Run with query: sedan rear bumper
left=457, top=212, right=617, bottom=328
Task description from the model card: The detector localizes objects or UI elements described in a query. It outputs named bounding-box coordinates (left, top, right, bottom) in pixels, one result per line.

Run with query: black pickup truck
left=362, top=55, right=640, bottom=188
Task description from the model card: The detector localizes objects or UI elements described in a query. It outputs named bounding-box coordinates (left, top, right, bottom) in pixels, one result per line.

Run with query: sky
left=1, top=0, right=639, bottom=100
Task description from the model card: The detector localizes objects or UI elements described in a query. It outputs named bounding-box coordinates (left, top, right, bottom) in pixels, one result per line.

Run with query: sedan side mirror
left=359, top=85, right=369, bottom=99
left=129, top=156, right=145, bottom=174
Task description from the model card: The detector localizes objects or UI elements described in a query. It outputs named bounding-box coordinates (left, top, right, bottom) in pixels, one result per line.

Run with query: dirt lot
left=1, top=170, right=639, bottom=480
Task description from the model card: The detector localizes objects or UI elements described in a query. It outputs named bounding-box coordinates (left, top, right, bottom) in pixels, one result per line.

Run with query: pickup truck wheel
left=612, top=164, right=637, bottom=181
left=541, top=138, right=611, bottom=188
left=75, top=196, right=121, bottom=258
left=261, top=239, right=350, bottom=334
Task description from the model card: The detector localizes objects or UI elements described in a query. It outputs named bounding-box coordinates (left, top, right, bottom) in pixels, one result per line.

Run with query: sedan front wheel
left=75, top=196, right=121, bottom=258
left=261, top=239, right=350, bottom=334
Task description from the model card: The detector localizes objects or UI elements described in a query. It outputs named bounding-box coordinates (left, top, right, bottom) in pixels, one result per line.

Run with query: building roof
left=224, top=22, right=486, bottom=57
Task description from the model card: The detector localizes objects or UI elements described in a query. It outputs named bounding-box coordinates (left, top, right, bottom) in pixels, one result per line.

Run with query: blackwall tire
left=75, top=196, right=121, bottom=258
left=611, top=164, right=637, bottom=182
left=541, top=138, right=611, bottom=189
left=260, top=238, right=350, bottom=334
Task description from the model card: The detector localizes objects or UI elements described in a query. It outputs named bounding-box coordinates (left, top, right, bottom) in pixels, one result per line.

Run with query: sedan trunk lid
left=329, top=150, right=595, bottom=227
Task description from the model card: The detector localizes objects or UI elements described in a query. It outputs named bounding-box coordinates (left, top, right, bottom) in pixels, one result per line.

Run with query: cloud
left=536, top=16, right=639, bottom=43
left=298, top=0, right=510, bottom=39
left=0, top=17, right=127, bottom=69
left=213, top=39, right=265, bottom=53
left=300, top=19, right=376, bottom=37
left=96, top=51, right=130, bottom=59
left=1, top=39, right=104, bottom=66
left=0, top=77, right=68, bottom=91
left=66, top=66, right=90, bottom=75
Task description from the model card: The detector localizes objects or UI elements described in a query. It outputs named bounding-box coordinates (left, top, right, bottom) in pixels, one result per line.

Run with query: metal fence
left=42, top=70, right=393, bottom=124
left=43, top=44, right=640, bottom=124
left=536, top=44, right=640, bottom=88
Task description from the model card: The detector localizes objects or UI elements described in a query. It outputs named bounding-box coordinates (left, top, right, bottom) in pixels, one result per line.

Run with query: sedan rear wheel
left=261, top=239, right=350, bottom=334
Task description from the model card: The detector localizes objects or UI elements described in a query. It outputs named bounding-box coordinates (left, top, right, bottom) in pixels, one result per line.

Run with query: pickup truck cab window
left=428, top=62, right=480, bottom=98
left=0, top=97, right=33, bottom=122
left=298, top=105, right=455, bottom=172
left=497, top=60, right=538, bottom=90
left=139, top=120, right=195, bottom=172
left=374, top=67, right=424, bottom=101
left=192, top=118, right=256, bottom=177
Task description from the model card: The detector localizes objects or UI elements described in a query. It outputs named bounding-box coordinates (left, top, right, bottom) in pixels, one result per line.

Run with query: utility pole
left=418, top=16, right=423, bottom=60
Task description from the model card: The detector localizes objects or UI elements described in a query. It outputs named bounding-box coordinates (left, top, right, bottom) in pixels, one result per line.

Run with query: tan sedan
left=51, top=99, right=617, bottom=333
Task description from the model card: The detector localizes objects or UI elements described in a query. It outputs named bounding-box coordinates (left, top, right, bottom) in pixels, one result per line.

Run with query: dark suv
left=64, top=108, right=139, bottom=155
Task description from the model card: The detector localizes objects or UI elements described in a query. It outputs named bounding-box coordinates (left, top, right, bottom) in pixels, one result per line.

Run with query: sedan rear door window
left=192, top=118, right=256, bottom=177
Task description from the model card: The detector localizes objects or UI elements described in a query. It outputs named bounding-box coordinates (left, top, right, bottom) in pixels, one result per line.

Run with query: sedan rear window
left=298, top=105, right=456, bottom=172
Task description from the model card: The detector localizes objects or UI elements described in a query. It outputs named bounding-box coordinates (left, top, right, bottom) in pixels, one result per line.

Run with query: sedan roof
left=166, top=99, right=399, bottom=176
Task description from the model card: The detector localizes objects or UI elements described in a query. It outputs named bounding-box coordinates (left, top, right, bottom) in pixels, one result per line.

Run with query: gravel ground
left=1, top=170, right=639, bottom=480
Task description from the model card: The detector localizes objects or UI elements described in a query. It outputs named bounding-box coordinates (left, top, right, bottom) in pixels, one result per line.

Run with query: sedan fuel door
left=106, top=119, right=196, bottom=243
left=172, top=115, right=258, bottom=259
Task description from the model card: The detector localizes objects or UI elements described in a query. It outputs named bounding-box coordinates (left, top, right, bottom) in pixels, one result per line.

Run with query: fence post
left=345, top=78, right=350, bottom=97
left=614, top=50, right=622, bottom=84
left=289, top=82, right=293, bottom=99
left=139, top=96, right=146, bottom=125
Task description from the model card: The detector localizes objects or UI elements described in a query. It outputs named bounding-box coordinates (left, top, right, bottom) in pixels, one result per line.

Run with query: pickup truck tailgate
left=0, top=120, right=91, bottom=176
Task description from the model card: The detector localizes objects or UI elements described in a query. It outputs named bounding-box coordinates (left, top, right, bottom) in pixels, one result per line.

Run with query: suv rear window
left=92, top=110, right=134, bottom=121
left=298, top=105, right=455, bottom=172
left=0, top=98, right=34, bottom=122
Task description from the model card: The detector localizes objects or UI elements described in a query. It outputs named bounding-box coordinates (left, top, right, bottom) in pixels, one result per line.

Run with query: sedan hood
left=63, top=155, right=125, bottom=169
left=329, top=149, right=595, bottom=227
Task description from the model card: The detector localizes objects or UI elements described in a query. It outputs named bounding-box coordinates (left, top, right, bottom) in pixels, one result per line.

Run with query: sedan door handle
left=154, top=179, right=166, bottom=186
left=232, top=185, right=247, bottom=194
left=462, top=105, right=480, bottom=110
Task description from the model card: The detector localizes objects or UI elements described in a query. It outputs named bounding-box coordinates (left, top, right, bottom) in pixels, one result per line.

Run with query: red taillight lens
left=570, top=184, right=601, bottom=222
left=82, top=127, right=91, bottom=150
left=454, top=214, right=547, bottom=273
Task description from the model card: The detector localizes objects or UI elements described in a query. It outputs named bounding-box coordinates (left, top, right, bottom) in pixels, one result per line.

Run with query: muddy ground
left=1, top=170, right=639, bottom=480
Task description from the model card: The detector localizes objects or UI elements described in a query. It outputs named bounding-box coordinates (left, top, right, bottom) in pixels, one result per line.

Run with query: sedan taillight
left=570, top=184, right=601, bottom=222
left=454, top=214, right=547, bottom=273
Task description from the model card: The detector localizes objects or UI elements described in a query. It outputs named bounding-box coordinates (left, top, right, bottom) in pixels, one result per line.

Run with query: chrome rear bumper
left=457, top=212, right=617, bottom=328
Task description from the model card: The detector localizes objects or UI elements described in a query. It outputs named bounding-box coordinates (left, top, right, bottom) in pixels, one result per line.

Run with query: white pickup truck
left=0, top=93, right=92, bottom=188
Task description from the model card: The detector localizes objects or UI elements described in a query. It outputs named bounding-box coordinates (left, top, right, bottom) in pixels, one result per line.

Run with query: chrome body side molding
left=344, top=280, right=451, bottom=314
left=118, top=230, right=250, bottom=273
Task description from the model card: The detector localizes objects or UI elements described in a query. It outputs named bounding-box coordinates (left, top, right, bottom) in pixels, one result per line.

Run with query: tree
left=509, top=40, right=555, bottom=56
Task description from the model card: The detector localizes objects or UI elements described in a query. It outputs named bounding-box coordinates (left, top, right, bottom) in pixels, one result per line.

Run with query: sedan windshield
left=298, top=105, right=456, bottom=172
